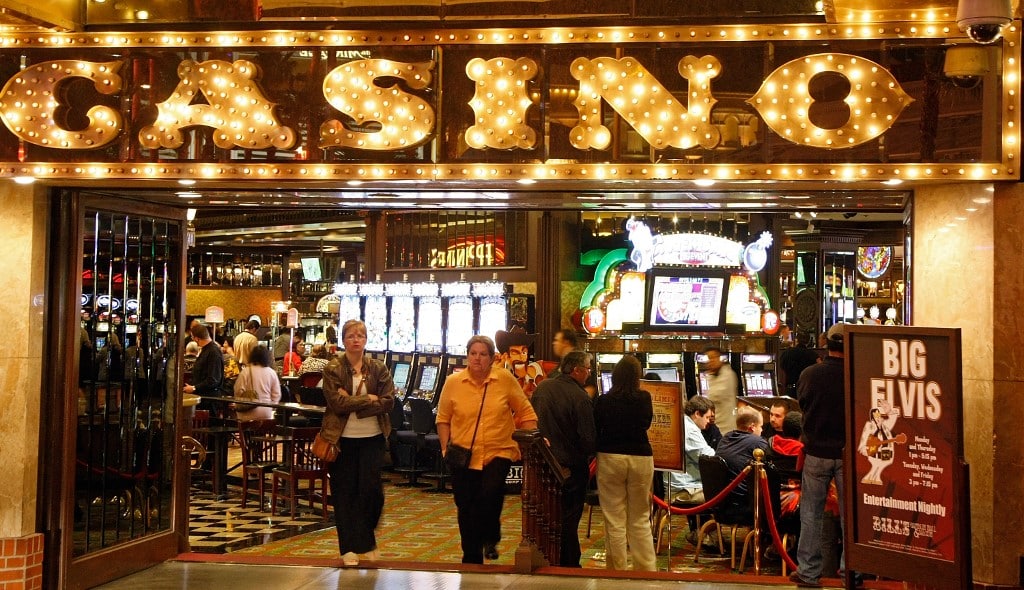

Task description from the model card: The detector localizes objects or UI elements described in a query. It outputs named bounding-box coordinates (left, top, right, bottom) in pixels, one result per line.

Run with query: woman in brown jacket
left=321, top=319, right=395, bottom=567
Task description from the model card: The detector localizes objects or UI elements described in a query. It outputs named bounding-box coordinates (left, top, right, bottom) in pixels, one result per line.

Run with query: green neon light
left=580, top=248, right=629, bottom=307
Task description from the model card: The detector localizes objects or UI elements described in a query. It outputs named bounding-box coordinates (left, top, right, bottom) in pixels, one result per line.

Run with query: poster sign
left=204, top=305, right=224, bottom=324
left=644, top=379, right=683, bottom=471
left=286, top=307, right=300, bottom=328
left=845, top=326, right=970, bottom=590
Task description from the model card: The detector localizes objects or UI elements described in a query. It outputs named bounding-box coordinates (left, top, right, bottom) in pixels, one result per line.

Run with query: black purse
left=444, top=384, right=488, bottom=472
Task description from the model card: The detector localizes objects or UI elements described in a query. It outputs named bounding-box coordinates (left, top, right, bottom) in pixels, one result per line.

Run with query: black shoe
left=483, top=543, right=499, bottom=560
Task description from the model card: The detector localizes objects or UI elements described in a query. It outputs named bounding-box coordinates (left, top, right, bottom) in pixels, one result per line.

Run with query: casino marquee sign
left=0, top=22, right=1017, bottom=185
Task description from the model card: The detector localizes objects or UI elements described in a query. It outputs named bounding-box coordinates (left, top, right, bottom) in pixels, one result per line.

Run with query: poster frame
left=843, top=325, right=971, bottom=590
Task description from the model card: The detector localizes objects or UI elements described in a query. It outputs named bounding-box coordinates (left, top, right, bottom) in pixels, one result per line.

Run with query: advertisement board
left=844, top=326, right=970, bottom=589
left=644, top=379, right=684, bottom=471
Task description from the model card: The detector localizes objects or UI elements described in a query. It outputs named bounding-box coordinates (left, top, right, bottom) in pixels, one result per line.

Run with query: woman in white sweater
left=234, top=345, right=281, bottom=421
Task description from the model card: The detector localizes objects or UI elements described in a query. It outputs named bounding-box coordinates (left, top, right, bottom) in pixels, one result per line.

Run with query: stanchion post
left=752, top=448, right=764, bottom=575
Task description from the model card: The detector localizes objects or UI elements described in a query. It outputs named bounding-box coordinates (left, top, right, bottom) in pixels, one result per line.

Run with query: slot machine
left=740, top=353, right=778, bottom=398
left=388, top=354, right=417, bottom=400
left=474, top=280, right=508, bottom=346
left=386, top=281, right=416, bottom=357
left=443, top=281, right=474, bottom=357
left=644, top=352, right=683, bottom=382
left=407, top=361, right=443, bottom=405
left=595, top=353, right=624, bottom=394
left=360, top=281, right=389, bottom=364
left=693, top=351, right=733, bottom=396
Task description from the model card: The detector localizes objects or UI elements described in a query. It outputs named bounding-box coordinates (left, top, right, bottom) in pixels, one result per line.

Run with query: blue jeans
left=795, top=455, right=845, bottom=582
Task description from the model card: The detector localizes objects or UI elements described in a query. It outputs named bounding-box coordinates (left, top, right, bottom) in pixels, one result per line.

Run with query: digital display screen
left=392, top=362, right=411, bottom=390
left=95, top=336, right=106, bottom=349
left=644, top=367, right=680, bottom=382
left=644, top=268, right=730, bottom=331
left=417, top=364, right=439, bottom=391
left=743, top=371, right=776, bottom=397
left=300, top=257, right=322, bottom=282
left=600, top=372, right=613, bottom=394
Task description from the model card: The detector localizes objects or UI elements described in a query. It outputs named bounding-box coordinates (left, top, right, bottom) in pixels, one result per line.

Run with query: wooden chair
left=270, top=426, right=330, bottom=520
left=238, top=419, right=281, bottom=509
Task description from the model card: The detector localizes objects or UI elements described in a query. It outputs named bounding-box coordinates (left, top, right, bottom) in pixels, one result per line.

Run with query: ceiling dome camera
left=957, top=0, right=1013, bottom=45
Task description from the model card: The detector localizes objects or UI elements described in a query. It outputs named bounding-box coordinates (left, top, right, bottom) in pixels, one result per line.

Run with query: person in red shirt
left=281, top=334, right=305, bottom=376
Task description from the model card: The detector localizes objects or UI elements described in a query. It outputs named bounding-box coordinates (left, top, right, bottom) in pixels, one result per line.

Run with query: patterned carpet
left=224, top=480, right=778, bottom=575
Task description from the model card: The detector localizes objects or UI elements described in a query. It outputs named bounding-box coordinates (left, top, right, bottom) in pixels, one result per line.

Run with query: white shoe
left=341, top=552, right=359, bottom=567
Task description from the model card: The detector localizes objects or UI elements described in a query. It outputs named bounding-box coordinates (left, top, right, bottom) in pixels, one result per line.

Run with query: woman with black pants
left=435, top=335, right=538, bottom=564
left=321, top=319, right=395, bottom=567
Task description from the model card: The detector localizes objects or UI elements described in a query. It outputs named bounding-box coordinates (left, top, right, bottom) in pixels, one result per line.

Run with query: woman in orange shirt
left=435, top=335, right=538, bottom=564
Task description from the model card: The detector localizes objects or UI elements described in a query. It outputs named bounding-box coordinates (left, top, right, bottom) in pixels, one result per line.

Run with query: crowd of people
left=180, top=316, right=852, bottom=583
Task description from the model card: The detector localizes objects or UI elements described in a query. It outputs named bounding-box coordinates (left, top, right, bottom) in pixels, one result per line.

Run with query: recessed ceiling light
left=883, top=179, right=903, bottom=185
left=13, top=176, right=36, bottom=185
left=693, top=179, right=716, bottom=187
left=517, top=178, right=537, bottom=185
left=178, top=179, right=196, bottom=186
left=176, top=191, right=201, bottom=199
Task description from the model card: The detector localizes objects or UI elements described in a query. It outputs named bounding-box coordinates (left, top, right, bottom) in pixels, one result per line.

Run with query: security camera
left=957, top=0, right=1013, bottom=45
left=943, top=45, right=998, bottom=88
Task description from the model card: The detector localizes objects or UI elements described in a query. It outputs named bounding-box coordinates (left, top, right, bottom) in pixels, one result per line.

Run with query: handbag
left=234, top=365, right=258, bottom=401
left=444, top=383, right=488, bottom=472
left=312, top=432, right=339, bottom=463
left=444, top=443, right=472, bottom=471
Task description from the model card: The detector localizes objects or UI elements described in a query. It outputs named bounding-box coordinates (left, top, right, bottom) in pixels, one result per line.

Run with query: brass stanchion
left=751, top=448, right=764, bottom=575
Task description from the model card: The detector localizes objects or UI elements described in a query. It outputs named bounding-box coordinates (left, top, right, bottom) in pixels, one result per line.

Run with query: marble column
left=914, top=182, right=1024, bottom=586
left=0, top=183, right=47, bottom=588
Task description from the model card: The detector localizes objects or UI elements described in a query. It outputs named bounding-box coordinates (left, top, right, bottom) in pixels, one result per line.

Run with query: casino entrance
left=40, top=185, right=911, bottom=584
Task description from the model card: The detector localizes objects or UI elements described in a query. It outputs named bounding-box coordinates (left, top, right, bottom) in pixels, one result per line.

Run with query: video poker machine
left=407, top=360, right=444, bottom=405
left=740, top=353, right=778, bottom=398
left=644, top=353, right=683, bottom=382
left=692, top=351, right=733, bottom=397
left=388, top=353, right=418, bottom=400
left=595, top=353, right=625, bottom=394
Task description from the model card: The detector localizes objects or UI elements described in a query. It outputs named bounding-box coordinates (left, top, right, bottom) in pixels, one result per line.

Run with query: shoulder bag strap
left=467, top=383, right=489, bottom=451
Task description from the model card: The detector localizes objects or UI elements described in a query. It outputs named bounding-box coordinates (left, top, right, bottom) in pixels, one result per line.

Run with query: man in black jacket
left=530, top=350, right=596, bottom=567
left=183, top=323, right=224, bottom=409
left=790, top=323, right=848, bottom=588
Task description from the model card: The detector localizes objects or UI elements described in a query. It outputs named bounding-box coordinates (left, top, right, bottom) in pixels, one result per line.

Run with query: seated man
left=716, top=406, right=771, bottom=521
left=660, top=397, right=716, bottom=544
left=668, top=396, right=717, bottom=503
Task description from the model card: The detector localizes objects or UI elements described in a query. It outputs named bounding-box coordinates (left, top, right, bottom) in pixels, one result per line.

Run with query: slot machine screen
left=392, top=362, right=411, bottom=391
left=743, top=371, right=776, bottom=397
left=417, top=364, right=439, bottom=391
left=644, top=367, right=680, bottom=382
left=644, top=267, right=730, bottom=331
left=600, top=371, right=613, bottom=394
left=95, top=336, right=106, bottom=349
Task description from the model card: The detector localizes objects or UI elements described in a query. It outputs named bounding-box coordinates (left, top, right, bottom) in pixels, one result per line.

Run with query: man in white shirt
left=703, top=346, right=738, bottom=434
left=667, top=396, right=717, bottom=504
left=233, top=319, right=260, bottom=366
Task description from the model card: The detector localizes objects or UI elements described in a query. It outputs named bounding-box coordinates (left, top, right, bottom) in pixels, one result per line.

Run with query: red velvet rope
left=758, top=468, right=799, bottom=572
left=651, top=465, right=752, bottom=515
left=651, top=462, right=801, bottom=573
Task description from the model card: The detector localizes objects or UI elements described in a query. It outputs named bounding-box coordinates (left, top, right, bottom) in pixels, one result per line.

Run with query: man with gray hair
left=530, top=350, right=597, bottom=567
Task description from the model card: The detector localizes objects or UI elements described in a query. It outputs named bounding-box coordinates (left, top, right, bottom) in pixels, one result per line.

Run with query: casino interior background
left=0, top=1, right=1022, bottom=589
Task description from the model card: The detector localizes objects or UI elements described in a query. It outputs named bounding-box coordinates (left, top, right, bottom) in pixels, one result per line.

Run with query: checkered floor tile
left=188, top=489, right=334, bottom=553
